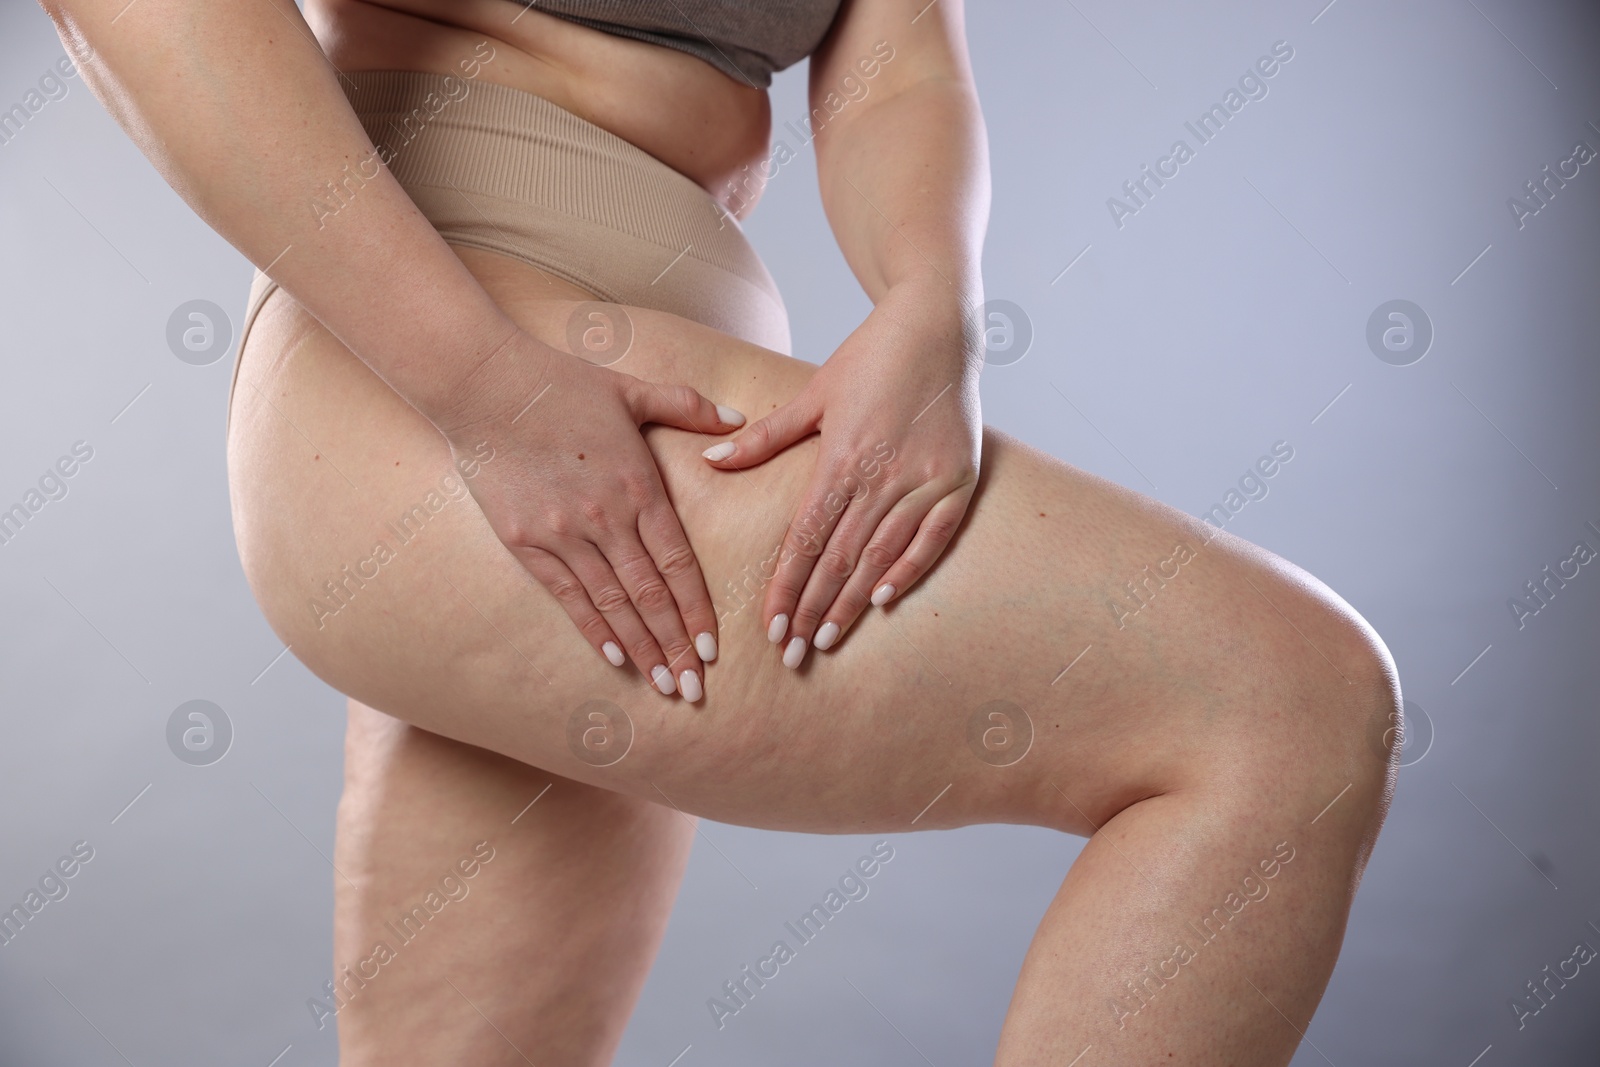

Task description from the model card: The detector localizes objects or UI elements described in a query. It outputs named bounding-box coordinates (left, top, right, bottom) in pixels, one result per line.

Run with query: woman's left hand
left=701, top=277, right=983, bottom=666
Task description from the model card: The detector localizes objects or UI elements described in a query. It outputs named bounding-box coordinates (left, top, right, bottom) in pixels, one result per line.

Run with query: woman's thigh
left=227, top=245, right=1398, bottom=839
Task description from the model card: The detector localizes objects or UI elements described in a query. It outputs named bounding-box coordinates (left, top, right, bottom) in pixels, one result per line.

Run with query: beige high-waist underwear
left=230, top=69, right=788, bottom=429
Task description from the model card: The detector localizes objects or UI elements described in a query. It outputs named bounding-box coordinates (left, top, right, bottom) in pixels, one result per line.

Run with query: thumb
left=701, top=392, right=819, bottom=469
left=626, top=378, right=747, bottom=434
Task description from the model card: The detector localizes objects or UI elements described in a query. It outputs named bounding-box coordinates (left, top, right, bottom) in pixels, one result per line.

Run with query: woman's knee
left=1178, top=544, right=1401, bottom=839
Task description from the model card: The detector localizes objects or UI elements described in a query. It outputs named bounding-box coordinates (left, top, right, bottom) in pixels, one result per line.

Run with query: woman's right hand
left=439, top=328, right=745, bottom=702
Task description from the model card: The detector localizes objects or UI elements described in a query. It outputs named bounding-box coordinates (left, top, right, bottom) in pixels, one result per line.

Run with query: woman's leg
left=229, top=248, right=1398, bottom=1064
left=329, top=699, right=695, bottom=1066
left=994, top=690, right=1391, bottom=1063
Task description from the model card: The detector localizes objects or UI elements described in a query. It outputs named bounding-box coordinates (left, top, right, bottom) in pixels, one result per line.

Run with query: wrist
left=883, top=273, right=986, bottom=375
left=427, top=326, right=565, bottom=440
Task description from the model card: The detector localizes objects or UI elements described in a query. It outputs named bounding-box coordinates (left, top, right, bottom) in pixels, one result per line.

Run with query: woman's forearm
left=39, top=0, right=525, bottom=426
left=814, top=75, right=991, bottom=312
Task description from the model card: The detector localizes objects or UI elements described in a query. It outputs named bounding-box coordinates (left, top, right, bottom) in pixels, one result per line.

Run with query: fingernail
left=678, top=669, right=703, bottom=702
left=652, top=664, right=676, bottom=695
left=702, top=441, right=737, bottom=461
left=695, top=630, right=718, bottom=662
left=602, top=641, right=625, bottom=667
left=767, top=613, right=788, bottom=644
left=871, top=583, right=896, bottom=606
left=782, top=636, right=807, bottom=669
left=814, top=621, right=840, bottom=650
left=715, top=404, right=746, bottom=427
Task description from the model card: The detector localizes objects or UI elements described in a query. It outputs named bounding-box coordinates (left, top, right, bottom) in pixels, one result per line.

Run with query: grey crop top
left=528, top=0, right=847, bottom=88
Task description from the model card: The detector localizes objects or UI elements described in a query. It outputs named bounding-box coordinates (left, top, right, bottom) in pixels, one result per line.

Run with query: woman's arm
left=42, top=0, right=514, bottom=413
left=703, top=0, right=992, bottom=664
left=39, top=0, right=741, bottom=697
left=810, top=0, right=990, bottom=304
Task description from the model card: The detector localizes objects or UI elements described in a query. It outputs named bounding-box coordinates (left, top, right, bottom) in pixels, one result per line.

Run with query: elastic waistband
left=334, top=69, right=777, bottom=295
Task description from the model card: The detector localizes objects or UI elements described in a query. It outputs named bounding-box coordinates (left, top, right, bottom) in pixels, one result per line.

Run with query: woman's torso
left=304, top=0, right=777, bottom=212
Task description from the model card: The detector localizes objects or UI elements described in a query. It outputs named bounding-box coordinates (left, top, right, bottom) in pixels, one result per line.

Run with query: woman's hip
left=227, top=69, right=790, bottom=439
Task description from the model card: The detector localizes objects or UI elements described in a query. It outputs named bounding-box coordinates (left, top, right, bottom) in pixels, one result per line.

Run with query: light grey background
left=2, top=0, right=1597, bottom=1064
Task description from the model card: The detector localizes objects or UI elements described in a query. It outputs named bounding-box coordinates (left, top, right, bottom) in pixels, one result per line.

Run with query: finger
left=795, top=488, right=922, bottom=652
left=563, top=541, right=678, bottom=696
left=638, top=501, right=721, bottom=670
left=601, top=528, right=706, bottom=702
left=810, top=494, right=927, bottom=651
left=864, top=490, right=973, bottom=610
left=761, top=470, right=857, bottom=669
left=701, top=392, right=820, bottom=470
left=514, top=545, right=629, bottom=669
left=627, top=378, right=746, bottom=435
left=784, top=476, right=896, bottom=640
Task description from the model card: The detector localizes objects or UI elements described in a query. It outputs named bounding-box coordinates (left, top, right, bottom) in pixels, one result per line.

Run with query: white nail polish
left=602, top=641, right=625, bottom=667
left=715, top=404, right=746, bottom=427
left=783, top=636, right=807, bottom=669
left=871, top=583, right=896, bottom=606
left=767, top=613, right=788, bottom=644
left=814, top=621, right=840, bottom=650
left=695, top=631, right=718, bottom=662
left=652, top=664, right=676, bottom=695
left=679, top=669, right=703, bottom=702
left=703, top=441, right=737, bottom=461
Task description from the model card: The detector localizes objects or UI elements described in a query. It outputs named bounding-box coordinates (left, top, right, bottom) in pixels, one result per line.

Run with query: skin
left=233, top=245, right=1400, bottom=1064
